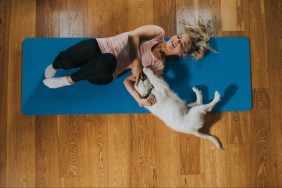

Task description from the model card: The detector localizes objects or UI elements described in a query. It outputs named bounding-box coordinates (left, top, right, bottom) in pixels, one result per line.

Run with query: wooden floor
left=0, top=0, right=281, bottom=187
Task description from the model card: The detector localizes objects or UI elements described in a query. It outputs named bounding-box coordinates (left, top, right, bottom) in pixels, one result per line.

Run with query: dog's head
left=134, top=76, right=154, bottom=98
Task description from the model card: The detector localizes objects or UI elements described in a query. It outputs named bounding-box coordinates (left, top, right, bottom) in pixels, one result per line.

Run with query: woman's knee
left=53, top=51, right=74, bottom=69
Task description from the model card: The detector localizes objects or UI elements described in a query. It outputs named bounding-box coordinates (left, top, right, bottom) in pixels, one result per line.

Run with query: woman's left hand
left=132, top=59, right=143, bottom=85
left=138, top=95, right=156, bottom=106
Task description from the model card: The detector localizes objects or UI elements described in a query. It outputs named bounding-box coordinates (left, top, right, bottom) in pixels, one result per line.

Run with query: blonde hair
left=183, top=19, right=215, bottom=59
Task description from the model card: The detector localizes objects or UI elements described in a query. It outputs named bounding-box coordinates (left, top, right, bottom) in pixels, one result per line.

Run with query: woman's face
left=165, top=33, right=192, bottom=57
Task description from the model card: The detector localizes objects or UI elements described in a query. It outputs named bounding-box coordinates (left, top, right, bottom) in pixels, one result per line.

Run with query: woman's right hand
left=138, top=95, right=156, bottom=106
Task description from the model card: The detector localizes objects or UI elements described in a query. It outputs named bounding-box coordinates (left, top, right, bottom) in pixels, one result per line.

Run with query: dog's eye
left=141, top=74, right=147, bottom=81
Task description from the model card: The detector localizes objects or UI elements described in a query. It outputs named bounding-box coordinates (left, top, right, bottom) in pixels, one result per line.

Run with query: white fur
left=135, top=68, right=223, bottom=150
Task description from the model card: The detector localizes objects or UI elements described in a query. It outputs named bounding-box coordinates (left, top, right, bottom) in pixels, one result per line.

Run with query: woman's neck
left=151, top=41, right=166, bottom=60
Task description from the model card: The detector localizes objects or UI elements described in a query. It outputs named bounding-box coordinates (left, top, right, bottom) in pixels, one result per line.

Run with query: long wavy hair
left=183, top=19, right=215, bottom=59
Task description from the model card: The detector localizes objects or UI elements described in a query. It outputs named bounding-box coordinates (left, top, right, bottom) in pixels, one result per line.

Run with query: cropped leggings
left=52, top=39, right=117, bottom=85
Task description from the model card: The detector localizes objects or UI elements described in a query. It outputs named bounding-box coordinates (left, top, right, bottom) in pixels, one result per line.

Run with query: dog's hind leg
left=203, top=91, right=221, bottom=112
left=188, top=87, right=203, bottom=107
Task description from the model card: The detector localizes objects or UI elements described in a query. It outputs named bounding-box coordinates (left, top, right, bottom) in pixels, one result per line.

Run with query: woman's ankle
left=66, top=76, right=74, bottom=84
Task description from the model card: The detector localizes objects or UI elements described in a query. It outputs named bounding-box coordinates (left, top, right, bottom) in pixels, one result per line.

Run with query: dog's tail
left=192, top=131, right=223, bottom=150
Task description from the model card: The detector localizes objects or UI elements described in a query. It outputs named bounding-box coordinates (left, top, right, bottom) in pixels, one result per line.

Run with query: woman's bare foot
left=66, top=76, right=74, bottom=84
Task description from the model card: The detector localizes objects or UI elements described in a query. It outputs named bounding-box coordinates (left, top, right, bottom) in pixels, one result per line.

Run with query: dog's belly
left=146, top=98, right=187, bottom=130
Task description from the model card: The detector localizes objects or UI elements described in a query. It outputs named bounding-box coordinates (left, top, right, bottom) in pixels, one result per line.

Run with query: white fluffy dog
left=134, top=68, right=223, bottom=150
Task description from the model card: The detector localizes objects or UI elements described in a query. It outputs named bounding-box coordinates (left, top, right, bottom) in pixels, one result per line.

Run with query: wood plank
left=212, top=112, right=228, bottom=187
left=59, top=0, right=85, bottom=37
left=6, top=0, right=36, bottom=187
left=85, top=0, right=129, bottom=37
left=128, top=0, right=154, bottom=30
left=155, top=119, right=180, bottom=187
left=221, top=0, right=243, bottom=31
left=198, top=0, right=223, bottom=35
left=0, top=0, right=10, bottom=187
left=179, top=133, right=200, bottom=175
left=34, top=1, right=60, bottom=186
left=60, top=177, right=85, bottom=187
left=264, top=0, right=282, bottom=186
left=227, top=144, right=251, bottom=187
left=179, top=174, right=204, bottom=187
left=154, top=0, right=176, bottom=36
left=54, top=1, right=86, bottom=186
left=84, top=0, right=129, bottom=37
left=108, top=114, right=131, bottom=187
left=271, top=72, right=282, bottom=187
left=35, top=116, right=60, bottom=187
left=108, top=0, right=129, bottom=35
left=243, top=0, right=268, bottom=88
left=36, top=0, right=60, bottom=37
left=227, top=112, right=251, bottom=144
left=202, top=136, right=217, bottom=187
left=202, top=112, right=227, bottom=187
left=250, top=89, right=276, bottom=187
left=83, top=115, right=109, bottom=187
left=130, top=114, right=158, bottom=187
left=83, top=0, right=102, bottom=37
left=222, top=31, right=244, bottom=37
left=58, top=116, right=85, bottom=178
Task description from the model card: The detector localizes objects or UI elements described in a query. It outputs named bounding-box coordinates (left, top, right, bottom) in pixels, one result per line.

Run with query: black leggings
left=52, top=39, right=117, bottom=85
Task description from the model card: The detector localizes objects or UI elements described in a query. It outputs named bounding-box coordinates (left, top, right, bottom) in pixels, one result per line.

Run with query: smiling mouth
left=171, top=41, right=176, bottom=48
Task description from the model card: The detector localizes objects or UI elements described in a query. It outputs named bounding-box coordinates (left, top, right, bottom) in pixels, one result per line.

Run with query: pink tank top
left=96, top=25, right=165, bottom=78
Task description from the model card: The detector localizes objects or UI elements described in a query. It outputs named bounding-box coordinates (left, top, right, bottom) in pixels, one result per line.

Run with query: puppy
left=134, top=68, right=223, bottom=150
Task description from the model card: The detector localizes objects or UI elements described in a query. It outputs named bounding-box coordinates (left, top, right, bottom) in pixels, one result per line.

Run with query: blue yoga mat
left=22, top=37, right=252, bottom=115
